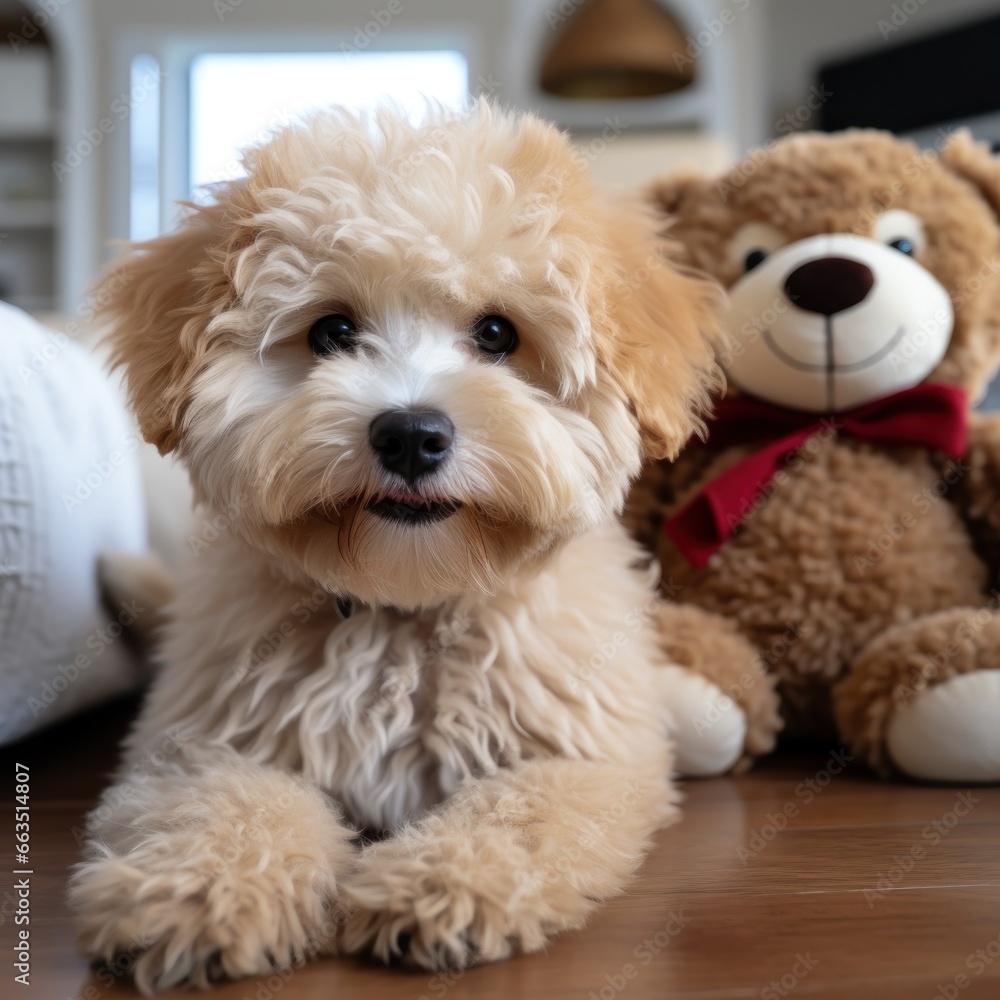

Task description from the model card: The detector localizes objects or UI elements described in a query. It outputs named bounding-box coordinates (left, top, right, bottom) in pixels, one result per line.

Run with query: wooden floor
left=2, top=697, right=999, bottom=1000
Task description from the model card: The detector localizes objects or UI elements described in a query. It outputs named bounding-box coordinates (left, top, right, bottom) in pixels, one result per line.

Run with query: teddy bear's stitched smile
left=762, top=323, right=906, bottom=374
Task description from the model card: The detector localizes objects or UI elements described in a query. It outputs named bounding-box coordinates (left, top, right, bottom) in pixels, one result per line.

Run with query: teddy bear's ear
left=95, top=202, right=234, bottom=454
left=597, top=199, right=724, bottom=461
left=940, top=129, right=1000, bottom=218
left=646, top=168, right=708, bottom=217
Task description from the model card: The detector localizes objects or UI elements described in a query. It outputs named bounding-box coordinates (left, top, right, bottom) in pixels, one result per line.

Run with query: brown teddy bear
left=630, top=129, right=1000, bottom=782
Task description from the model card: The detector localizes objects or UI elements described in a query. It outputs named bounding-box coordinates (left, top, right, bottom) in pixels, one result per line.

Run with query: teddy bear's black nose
left=784, top=257, right=875, bottom=316
left=369, top=409, right=455, bottom=484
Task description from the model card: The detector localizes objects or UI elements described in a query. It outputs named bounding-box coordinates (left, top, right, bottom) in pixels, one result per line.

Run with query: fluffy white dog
left=70, top=101, right=721, bottom=992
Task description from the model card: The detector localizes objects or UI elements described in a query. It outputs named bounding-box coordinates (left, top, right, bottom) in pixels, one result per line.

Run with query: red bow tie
left=664, top=383, right=969, bottom=569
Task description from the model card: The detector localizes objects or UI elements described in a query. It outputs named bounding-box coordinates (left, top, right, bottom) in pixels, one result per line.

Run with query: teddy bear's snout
left=784, top=256, right=875, bottom=317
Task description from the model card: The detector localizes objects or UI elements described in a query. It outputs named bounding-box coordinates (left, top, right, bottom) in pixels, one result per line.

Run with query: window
left=128, top=54, right=162, bottom=241
left=187, top=50, right=469, bottom=194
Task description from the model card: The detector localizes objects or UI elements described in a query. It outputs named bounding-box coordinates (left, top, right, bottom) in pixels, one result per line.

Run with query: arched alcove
left=540, top=0, right=695, bottom=100
left=11, top=0, right=99, bottom=313
left=504, top=0, right=769, bottom=155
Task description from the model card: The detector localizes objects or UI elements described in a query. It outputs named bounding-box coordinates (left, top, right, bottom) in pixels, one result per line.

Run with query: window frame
left=112, top=27, right=478, bottom=241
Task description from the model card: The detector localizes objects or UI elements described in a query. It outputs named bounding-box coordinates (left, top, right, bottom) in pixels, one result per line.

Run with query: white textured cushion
left=0, top=301, right=147, bottom=743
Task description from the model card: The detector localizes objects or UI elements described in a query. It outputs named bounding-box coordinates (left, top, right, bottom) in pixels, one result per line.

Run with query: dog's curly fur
left=69, top=102, right=721, bottom=991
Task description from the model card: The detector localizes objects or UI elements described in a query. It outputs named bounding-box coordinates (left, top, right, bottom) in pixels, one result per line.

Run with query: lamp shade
left=540, top=0, right=694, bottom=99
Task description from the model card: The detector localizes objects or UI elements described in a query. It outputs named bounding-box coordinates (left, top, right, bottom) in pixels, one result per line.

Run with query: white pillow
left=0, top=301, right=147, bottom=743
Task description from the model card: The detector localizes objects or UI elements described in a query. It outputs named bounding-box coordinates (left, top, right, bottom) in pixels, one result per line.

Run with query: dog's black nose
left=369, top=409, right=455, bottom=484
left=784, top=257, right=875, bottom=316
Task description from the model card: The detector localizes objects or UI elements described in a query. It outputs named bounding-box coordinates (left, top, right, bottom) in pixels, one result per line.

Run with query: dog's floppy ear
left=95, top=202, right=232, bottom=454
left=940, top=129, right=1000, bottom=218
left=596, top=200, right=723, bottom=461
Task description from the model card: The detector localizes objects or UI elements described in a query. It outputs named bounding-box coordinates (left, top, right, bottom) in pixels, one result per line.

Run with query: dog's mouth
left=367, top=490, right=463, bottom=525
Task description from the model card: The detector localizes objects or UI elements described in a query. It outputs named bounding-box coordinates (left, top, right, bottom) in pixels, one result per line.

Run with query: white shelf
left=0, top=200, right=57, bottom=229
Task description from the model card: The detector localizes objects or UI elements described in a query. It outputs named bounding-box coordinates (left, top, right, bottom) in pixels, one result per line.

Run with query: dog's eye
left=888, top=238, right=915, bottom=255
left=308, top=314, right=358, bottom=356
left=744, top=248, right=769, bottom=272
left=471, top=315, right=519, bottom=358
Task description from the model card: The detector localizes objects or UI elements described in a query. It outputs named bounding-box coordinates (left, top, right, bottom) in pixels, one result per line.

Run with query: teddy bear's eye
left=308, top=314, right=359, bottom=357
left=471, top=315, right=519, bottom=358
left=873, top=210, right=926, bottom=256
left=728, top=223, right=786, bottom=274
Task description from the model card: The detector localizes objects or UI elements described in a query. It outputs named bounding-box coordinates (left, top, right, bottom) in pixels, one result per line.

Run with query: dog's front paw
left=70, top=764, right=355, bottom=993
left=338, top=821, right=591, bottom=970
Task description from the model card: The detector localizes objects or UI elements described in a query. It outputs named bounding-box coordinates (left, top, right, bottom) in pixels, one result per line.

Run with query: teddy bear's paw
left=887, top=670, right=1000, bottom=782
left=662, top=664, right=747, bottom=777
